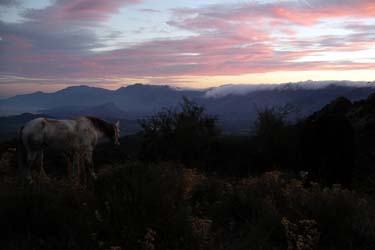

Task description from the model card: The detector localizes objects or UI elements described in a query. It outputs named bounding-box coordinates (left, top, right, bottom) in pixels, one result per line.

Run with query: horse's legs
left=86, top=150, right=97, bottom=180
left=80, top=154, right=87, bottom=186
left=63, top=152, right=72, bottom=180
left=26, top=151, right=38, bottom=181
left=38, top=149, right=48, bottom=179
left=64, top=152, right=76, bottom=182
left=65, top=153, right=72, bottom=179
left=81, top=149, right=96, bottom=186
left=83, top=152, right=91, bottom=186
left=76, top=152, right=83, bottom=184
left=79, top=150, right=89, bottom=186
left=71, top=152, right=76, bottom=180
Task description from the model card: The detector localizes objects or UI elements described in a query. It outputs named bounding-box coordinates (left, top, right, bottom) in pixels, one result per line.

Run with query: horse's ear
left=115, top=120, right=120, bottom=127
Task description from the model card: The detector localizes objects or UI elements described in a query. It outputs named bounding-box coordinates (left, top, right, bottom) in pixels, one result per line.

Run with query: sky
left=0, top=0, right=374, bottom=97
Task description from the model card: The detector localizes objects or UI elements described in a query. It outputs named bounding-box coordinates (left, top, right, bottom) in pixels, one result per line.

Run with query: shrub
left=190, top=172, right=375, bottom=250
left=139, top=98, right=219, bottom=165
left=283, top=181, right=375, bottom=249
left=0, top=179, right=97, bottom=250
left=93, top=162, right=193, bottom=250
left=191, top=173, right=285, bottom=250
left=281, top=217, right=320, bottom=250
left=252, top=107, right=297, bottom=171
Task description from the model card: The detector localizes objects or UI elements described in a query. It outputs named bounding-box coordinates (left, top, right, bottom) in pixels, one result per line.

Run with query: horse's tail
left=16, top=126, right=27, bottom=173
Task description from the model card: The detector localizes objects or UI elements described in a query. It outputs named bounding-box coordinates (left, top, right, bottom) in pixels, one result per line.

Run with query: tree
left=139, top=98, right=219, bottom=165
left=252, top=106, right=296, bottom=171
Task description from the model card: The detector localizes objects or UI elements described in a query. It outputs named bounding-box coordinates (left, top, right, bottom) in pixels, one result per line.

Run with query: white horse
left=17, top=116, right=120, bottom=183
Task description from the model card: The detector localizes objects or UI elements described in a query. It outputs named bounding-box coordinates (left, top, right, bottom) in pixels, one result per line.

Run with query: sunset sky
left=0, top=0, right=374, bottom=97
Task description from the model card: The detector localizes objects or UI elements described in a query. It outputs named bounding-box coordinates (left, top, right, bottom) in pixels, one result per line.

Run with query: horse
left=17, top=116, right=120, bottom=183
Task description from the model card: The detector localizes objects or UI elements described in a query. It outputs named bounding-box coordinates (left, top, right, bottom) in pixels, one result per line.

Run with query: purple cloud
left=0, top=0, right=374, bottom=88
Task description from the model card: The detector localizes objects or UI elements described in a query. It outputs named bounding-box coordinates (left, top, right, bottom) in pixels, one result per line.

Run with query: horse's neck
left=93, top=124, right=114, bottom=141
left=82, top=117, right=113, bottom=142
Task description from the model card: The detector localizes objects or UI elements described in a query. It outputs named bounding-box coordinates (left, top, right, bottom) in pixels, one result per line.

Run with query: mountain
left=0, top=86, right=112, bottom=111
left=1, top=81, right=374, bottom=135
left=198, top=83, right=375, bottom=133
left=0, top=84, right=204, bottom=115
left=110, top=84, right=203, bottom=113
left=295, top=92, right=375, bottom=185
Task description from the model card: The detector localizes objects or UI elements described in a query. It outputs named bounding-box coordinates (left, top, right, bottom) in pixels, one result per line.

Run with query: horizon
left=1, top=0, right=374, bottom=96
left=2, top=79, right=375, bottom=99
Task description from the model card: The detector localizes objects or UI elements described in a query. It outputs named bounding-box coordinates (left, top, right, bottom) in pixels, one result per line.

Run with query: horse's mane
left=85, top=117, right=114, bottom=137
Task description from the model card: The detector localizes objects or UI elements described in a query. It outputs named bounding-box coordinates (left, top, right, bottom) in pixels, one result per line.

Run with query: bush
left=190, top=172, right=375, bottom=250
left=252, top=107, right=297, bottom=171
left=1, top=163, right=374, bottom=250
left=0, top=179, right=97, bottom=250
left=93, top=162, right=193, bottom=250
left=0, top=162, right=200, bottom=250
left=139, top=98, right=219, bottom=166
left=191, top=173, right=286, bottom=250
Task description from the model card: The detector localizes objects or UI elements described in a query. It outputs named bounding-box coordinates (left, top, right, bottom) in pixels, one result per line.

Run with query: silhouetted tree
left=139, top=97, right=219, bottom=165
left=252, top=107, right=297, bottom=171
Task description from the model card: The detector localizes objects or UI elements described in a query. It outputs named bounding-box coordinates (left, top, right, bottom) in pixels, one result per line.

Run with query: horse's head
left=113, top=121, right=121, bottom=146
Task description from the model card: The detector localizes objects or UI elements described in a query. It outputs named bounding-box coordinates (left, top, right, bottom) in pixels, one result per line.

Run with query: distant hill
left=0, top=84, right=204, bottom=115
left=202, top=83, right=375, bottom=119
left=0, top=81, right=374, bottom=136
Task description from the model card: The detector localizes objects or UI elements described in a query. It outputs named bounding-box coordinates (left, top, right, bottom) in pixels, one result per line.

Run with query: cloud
left=138, top=8, right=160, bottom=13
left=0, top=0, right=374, bottom=87
left=205, top=80, right=375, bottom=98
left=0, top=0, right=142, bottom=77
left=0, top=0, right=18, bottom=7
left=24, top=0, right=142, bottom=23
left=205, top=84, right=277, bottom=98
left=169, top=0, right=375, bottom=28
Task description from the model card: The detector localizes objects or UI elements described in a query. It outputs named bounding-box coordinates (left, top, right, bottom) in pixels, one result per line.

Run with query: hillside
left=1, top=81, right=375, bottom=136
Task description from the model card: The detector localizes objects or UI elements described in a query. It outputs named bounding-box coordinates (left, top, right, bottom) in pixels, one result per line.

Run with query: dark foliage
left=93, top=162, right=193, bottom=250
left=139, top=97, right=219, bottom=165
left=0, top=180, right=97, bottom=250
left=295, top=97, right=356, bottom=187
left=0, top=163, right=194, bottom=250
left=251, top=106, right=298, bottom=172
left=190, top=172, right=375, bottom=250
left=298, top=113, right=356, bottom=186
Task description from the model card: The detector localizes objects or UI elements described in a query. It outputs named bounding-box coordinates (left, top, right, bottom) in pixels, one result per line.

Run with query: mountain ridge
left=1, top=81, right=375, bottom=134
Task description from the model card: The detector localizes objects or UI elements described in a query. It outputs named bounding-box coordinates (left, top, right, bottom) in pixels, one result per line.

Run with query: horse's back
left=21, top=117, right=98, bottom=151
left=22, top=118, right=78, bottom=150
left=22, top=118, right=46, bottom=143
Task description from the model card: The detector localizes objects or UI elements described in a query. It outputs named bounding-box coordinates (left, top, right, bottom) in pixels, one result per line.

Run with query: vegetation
left=139, top=97, right=219, bottom=166
left=1, top=95, right=375, bottom=249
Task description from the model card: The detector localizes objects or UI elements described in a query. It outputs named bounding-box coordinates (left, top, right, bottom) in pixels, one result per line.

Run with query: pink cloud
left=3, top=34, right=32, bottom=49
left=25, top=0, right=142, bottom=22
left=2, top=28, right=373, bottom=79
left=268, top=1, right=375, bottom=25
left=0, top=0, right=374, bottom=85
left=171, top=0, right=375, bottom=29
